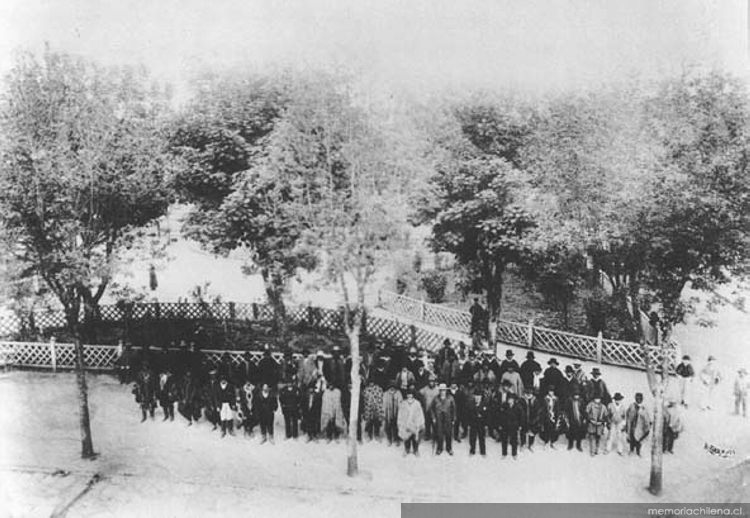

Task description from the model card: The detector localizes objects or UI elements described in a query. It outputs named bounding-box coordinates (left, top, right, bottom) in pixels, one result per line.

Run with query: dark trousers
left=324, top=419, right=340, bottom=440
left=435, top=428, right=453, bottom=454
left=541, top=420, right=558, bottom=444
left=424, top=413, right=434, bottom=440
left=282, top=409, right=299, bottom=438
left=160, top=399, right=175, bottom=420
left=520, top=429, right=536, bottom=448
left=404, top=434, right=419, bottom=454
left=469, top=423, right=486, bottom=455
left=260, top=415, right=274, bottom=438
left=663, top=429, right=678, bottom=453
left=385, top=419, right=399, bottom=444
left=365, top=419, right=382, bottom=439
left=303, top=413, right=320, bottom=439
left=500, top=429, right=519, bottom=456
left=454, top=417, right=467, bottom=441
left=566, top=429, right=584, bottom=450
left=629, top=433, right=643, bottom=455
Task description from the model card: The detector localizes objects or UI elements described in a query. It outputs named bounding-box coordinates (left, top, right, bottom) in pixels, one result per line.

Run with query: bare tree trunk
left=649, top=384, right=665, bottom=495
left=346, top=319, right=361, bottom=477
left=67, top=304, right=96, bottom=460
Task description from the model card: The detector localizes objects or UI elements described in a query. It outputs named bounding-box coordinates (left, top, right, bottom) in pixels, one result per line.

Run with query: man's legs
left=500, top=430, right=509, bottom=457
left=478, top=425, right=486, bottom=455
left=469, top=424, right=477, bottom=454
left=510, top=430, right=518, bottom=457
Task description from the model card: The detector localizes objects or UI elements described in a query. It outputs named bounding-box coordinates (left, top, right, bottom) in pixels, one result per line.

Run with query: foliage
left=0, top=48, right=174, bottom=327
left=420, top=270, right=448, bottom=304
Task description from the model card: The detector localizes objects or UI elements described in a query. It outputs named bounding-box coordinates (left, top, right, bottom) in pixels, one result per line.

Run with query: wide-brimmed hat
left=591, top=367, right=601, bottom=376
left=505, top=349, right=514, bottom=357
left=526, top=351, right=535, bottom=359
left=682, top=355, right=691, bottom=361
left=548, top=358, right=559, bottom=366
left=613, top=392, right=624, bottom=401
left=438, top=383, right=448, bottom=391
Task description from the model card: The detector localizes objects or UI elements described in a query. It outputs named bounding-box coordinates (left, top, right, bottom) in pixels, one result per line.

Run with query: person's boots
left=261, top=432, right=267, bottom=444
left=169, top=405, right=175, bottom=421
left=595, top=437, right=600, bottom=455
left=163, top=406, right=169, bottom=421
left=567, top=438, right=574, bottom=450
left=528, top=435, right=535, bottom=452
left=228, top=420, right=235, bottom=436
left=576, top=438, right=583, bottom=452
left=220, top=421, right=227, bottom=438
left=141, top=408, right=147, bottom=423
left=636, top=443, right=642, bottom=456
left=149, top=407, right=155, bottom=419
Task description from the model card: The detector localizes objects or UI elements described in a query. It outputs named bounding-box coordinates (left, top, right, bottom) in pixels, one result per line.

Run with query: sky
left=0, top=0, right=748, bottom=99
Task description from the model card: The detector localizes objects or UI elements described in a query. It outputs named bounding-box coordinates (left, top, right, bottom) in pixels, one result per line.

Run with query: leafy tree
left=420, top=270, right=448, bottom=304
left=169, top=72, right=314, bottom=342
left=415, top=149, right=534, bottom=345
left=0, top=48, right=173, bottom=458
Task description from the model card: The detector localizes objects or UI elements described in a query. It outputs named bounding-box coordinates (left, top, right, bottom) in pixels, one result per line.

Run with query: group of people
left=124, top=337, right=699, bottom=458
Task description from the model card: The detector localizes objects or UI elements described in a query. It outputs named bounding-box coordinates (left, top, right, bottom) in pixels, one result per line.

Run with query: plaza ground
left=0, top=367, right=747, bottom=518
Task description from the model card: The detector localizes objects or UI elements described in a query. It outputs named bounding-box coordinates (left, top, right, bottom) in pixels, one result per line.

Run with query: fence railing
left=379, top=289, right=679, bottom=371
left=0, top=301, right=457, bottom=355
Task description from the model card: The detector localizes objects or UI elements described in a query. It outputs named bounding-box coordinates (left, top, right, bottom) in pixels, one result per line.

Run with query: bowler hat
left=682, top=355, right=690, bottom=361
left=505, top=349, right=514, bottom=357
left=526, top=351, right=535, bottom=359
left=438, top=383, right=448, bottom=391
left=591, top=367, right=601, bottom=376
left=548, top=358, right=559, bottom=366
left=613, top=392, right=624, bottom=401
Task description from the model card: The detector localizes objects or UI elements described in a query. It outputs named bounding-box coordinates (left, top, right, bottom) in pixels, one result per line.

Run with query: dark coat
left=563, top=397, right=587, bottom=435
left=134, top=371, right=158, bottom=406
left=464, top=392, right=491, bottom=425
left=430, top=395, right=456, bottom=436
left=258, top=356, right=280, bottom=388
left=279, top=385, right=302, bottom=414
left=440, top=360, right=460, bottom=385
left=460, top=361, right=480, bottom=385
left=255, top=391, right=279, bottom=422
left=216, top=383, right=237, bottom=409
left=302, top=390, right=323, bottom=432
left=240, top=359, right=259, bottom=385
left=179, top=374, right=201, bottom=405
left=157, top=373, right=179, bottom=403
left=499, top=359, right=520, bottom=378
left=520, top=359, right=542, bottom=389
left=519, top=395, right=541, bottom=433
left=586, top=378, right=611, bottom=406
left=499, top=401, right=523, bottom=432
left=324, top=357, right=347, bottom=388
left=203, top=379, right=221, bottom=409
left=541, top=366, right=565, bottom=398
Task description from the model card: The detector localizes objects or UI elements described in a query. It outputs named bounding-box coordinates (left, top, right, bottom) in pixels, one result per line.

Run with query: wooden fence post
left=420, top=299, right=426, bottom=322
left=527, top=320, right=535, bottom=350
left=252, top=303, right=258, bottom=320
left=596, top=331, right=603, bottom=365
left=410, top=325, right=418, bottom=349
left=49, top=336, right=57, bottom=372
left=229, top=302, right=236, bottom=320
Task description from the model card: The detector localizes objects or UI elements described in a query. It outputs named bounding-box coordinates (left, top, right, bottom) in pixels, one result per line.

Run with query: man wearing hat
left=461, top=350, right=480, bottom=385
left=434, top=339, right=453, bottom=376
left=430, top=383, right=456, bottom=455
left=563, top=389, right=587, bottom=451
left=398, top=389, right=426, bottom=456
left=383, top=381, right=403, bottom=446
left=675, top=355, right=695, bottom=408
left=572, top=360, right=589, bottom=396
left=258, top=347, right=280, bottom=390
left=541, top=358, right=564, bottom=399
left=519, top=387, right=540, bottom=452
left=419, top=375, right=439, bottom=441
left=520, top=351, right=542, bottom=392
left=499, top=349, right=520, bottom=378
left=203, top=369, right=221, bottom=430
left=216, top=375, right=237, bottom=438
left=587, top=367, right=611, bottom=406
left=733, top=368, right=748, bottom=418
left=699, top=356, right=722, bottom=410
left=625, top=393, right=651, bottom=456
left=500, top=362, right=524, bottom=397
left=605, top=392, right=627, bottom=455
left=499, top=392, right=523, bottom=459
left=133, top=363, right=158, bottom=423
left=395, top=365, right=416, bottom=397
left=465, top=385, right=491, bottom=456
left=178, top=369, right=203, bottom=426
left=585, top=393, right=609, bottom=456
left=279, top=376, right=302, bottom=439
left=363, top=378, right=385, bottom=440
left=257, top=382, right=279, bottom=444
left=540, top=384, right=561, bottom=448
left=560, top=365, right=578, bottom=403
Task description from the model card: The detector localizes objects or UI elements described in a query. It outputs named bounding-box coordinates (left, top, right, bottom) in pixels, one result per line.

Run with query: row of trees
left=2, top=48, right=749, bottom=491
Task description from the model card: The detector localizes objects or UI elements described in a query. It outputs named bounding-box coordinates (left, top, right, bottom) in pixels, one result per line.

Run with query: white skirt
left=220, top=403, right=234, bottom=421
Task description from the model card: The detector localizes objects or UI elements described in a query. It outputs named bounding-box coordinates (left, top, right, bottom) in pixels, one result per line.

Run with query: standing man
left=733, top=368, right=748, bottom=418
left=465, top=386, right=490, bottom=456
left=450, top=382, right=467, bottom=442
left=499, top=393, right=522, bottom=459
left=585, top=394, right=609, bottom=456
left=520, top=351, right=541, bottom=392
left=363, top=378, right=385, bottom=440
left=320, top=381, right=345, bottom=442
left=469, top=298, right=488, bottom=346
left=519, top=387, right=540, bottom=452
left=279, top=378, right=302, bottom=439
left=541, top=358, right=564, bottom=399
left=256, top=383, right=279, bottom=444
left=563, top=389, right=587, bottom=452
left=499, top=349, right=520, bottom=379
left=394, top=365, right=415, bottom=397
left=398, top=389, right=426, bottom=456
left=500, top=363, right=524, bottom=397
left=430, top=383, right=456, bottom=455
left=178, top=370, right=202, bottom=426
left=699, top=356, right=722, bottom=411
left=587, top=368, right=611, bottom=406
left=157, top=368, right=178, bottom=421
left=216, top=375, right=237, bottom=438
left=301, top=379, right=323, bottom=442
left=258, top=347, right=280, bottom=391
left=325, top=345, right=347, bottom=389
left=625, top=393, right=651, bottom=456
left=675, top=355, right=695, bottom=408
left=133, top=365, right=158, bottom=422
left=419, top=375, right=439, bottom=441
left=540, top=385, right=560, bottom=449
left=383, top=382, right=403, bottom=446
left=605, top=392, right=627, bottom=455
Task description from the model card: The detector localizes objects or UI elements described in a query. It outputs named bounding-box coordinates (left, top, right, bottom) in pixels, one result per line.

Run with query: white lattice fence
left=422, top=303, right=471, bottom=334
left=496, top=320, right=528, bottom=348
